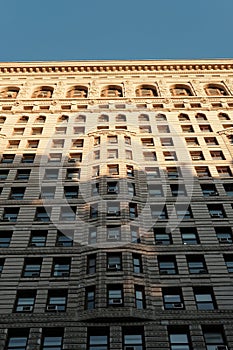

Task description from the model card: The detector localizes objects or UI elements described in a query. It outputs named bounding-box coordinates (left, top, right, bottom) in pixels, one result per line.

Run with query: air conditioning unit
left=192, top=156, right=201, bottom=160
left=107, top=210, right=119, bottom=215
left=108, top=234, right=120, bottom=241
left=209, top=191, right=219, bottom=196
left=108, top=188, right=117, bottom=193
left=219, top=238, right=232, bottom=243
left=18, top=305, right=33, bottom=312
left=211, top=213, right=222, bottom=218
left=46, top=305, right=58, bottom=311
left=172, top=302, right=183, bottom=309
left=109, top=298, right=122, bottom=305
left=215, top=346, right=228, bottom=350
left=108, top=264, right=120, bottom=271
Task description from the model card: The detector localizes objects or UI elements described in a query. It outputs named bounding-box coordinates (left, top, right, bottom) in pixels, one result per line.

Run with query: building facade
left=0, top=59, right=233, bottom=349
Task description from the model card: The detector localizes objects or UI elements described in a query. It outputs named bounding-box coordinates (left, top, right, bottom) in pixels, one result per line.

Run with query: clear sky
left=0, top=0, right=233, bottom=62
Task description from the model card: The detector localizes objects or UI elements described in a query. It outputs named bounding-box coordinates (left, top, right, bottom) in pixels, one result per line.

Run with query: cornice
left=0, top=59, right=233, bottom=75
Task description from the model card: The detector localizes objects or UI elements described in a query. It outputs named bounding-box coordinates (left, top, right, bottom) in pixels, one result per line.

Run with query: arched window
left=66, top=86, right=88, bottom=98
left=76, top=115, right=86, bottom=123
left=101, top=85, right=123, bottom=98
left=0, top=87, right=19, bottom=98
left=98, top=114, right=109, bottom=122
left=136, top=85, right=158, bottom=97
left=170, top=85, right=193, bottom=96
left=58, top=115, right=69, bottom=123
left=218, top=112, right=230, bottom=121
left=32, top=86, right=53, bottom=98
left=138, top=114, right=149, bottom=122
left=178, top=113, right=190, bottom=121
left=205, top=84, right=227, bottom=96
left=18, top=116, right=29, bottom=123
left=116, top=114, right=126, bottom=122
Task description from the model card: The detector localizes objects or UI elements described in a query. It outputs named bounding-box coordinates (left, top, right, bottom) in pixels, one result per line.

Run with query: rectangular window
left=224, top=255, right=233, bottom=273
left=72, top=139, right=84, bottom=148
left=66, top=168, right=80, bottom=180
left=85, top=286, right=96, bottom=310
left=3, top=208, right=19, bottom=222
left=21, top=154, right=35, bottom=163
left=216, top=166, right=232, bottom=177
left=14, top=290, right=36, bottom=312
left=46, top=290, right=67, bottom=312
left=87, top=254, right=96, bottom=274
left=87, top=328, right=109, bottom=350
left=90, top=204, right=98, bottom=219
left=185, top=137, right=199, bottom=146
left=16, top=169, right=31, bottom=180
left=180, top=227, right=199, bottom=245
left=181, top=125, right=194, bottom=133
left=210, top=150, right=225, bottom=160
left=8, top=140, right=20, bottom=149
left=52, top=258, right=71, bottom=277
left=40, top=186, right=56, bottom=199
left=59, top=206, right=76, bottom=221
left=190, top=151, right=204, bottom=161
left=126, top=165, right=134, bottom=177
left=223, top=183, right=233, bottom=196
left=29, top=230, right=47, bottom=247
left=202, top=326, right=227, bottom=350
left=139, top=125, right=152, bottom=133
left=107, top=135, right=118, bottom=144
left=195, top=166, right=210, bottom=178
left=163, top=288, right=184, bottom=309
left=27, top=140, right=39, bottom=149
left=125, top=150, right=133, bottom=160
left=175, top=205, right=192, bottom=219
left=141, top=138, right=154, bottom=146
left=123, top=327, right=144, bottom=350
left=107, top=253, right=122, bottom=271
left=199, top=124, right=212, bottom=132
left=0, top=231, right=12, bottom=247
left=143, top=151, right=157, bottom=161
left=151, top=205, right=168, bottom=219
left=56, top=231, right=73, bottom=247
left=1, top=154, right=15, bottom=163
left=201, top=184, right=218, bottom=196
left=41, top=328, right=63, bottom=350
left=107, top=181, right=118, bottom=194
left=133, top=254, right=143, bottom=273
left=194, top=287, right=216, bottom=310
left=34, top=207, right=51, bottom=222
left=107, top=202, right=120, bottom=216
left=167, top=167, right=181, bottom=179
left=107, top=149, right=118, bottom=159
left=64, top=186, right=79, bottom=199
left=128, top=182, right=136, bottom=196
left=107, top=226, right=121, bottom=241
left=0, top=169, right=9, bottom=180
left=0, top=258, right=4, bottom=275
left=158, top=125, right=170, bottom=133
left=148, top=184, right=163, bottom=196
left=208, top=204, right=225, bottom=218
left=89, top=228, right=97, bottom=244
left=170, top=184, right=186, bottom=196
left=129, top=203, right=138, bottom=218
left=44, top=169, right=59, bottom=180
left=135, top=285, right=146, bottom=309
left=22, top=258, right=42, bottom=277
left=161, top=137, right=173, bottom=146
left=9, top=187, right=25, bottom=200
left=145, top=167, right=160, bottom=179
left=168, top=327, right=191, bottom=350
left=186, top=255, right=207, bottom=274
left=68, top=152, right=82, bottom=163
left=154, top=227, right=172, bottom=245
left=131, top=226, right=140, bottom=243
left=6, top=329, right=29, bottom=350
left=215, top=227, right=233, bottom=244
left=107, top=285, right=123, bottom=306
left=158, top=256, right=178, bottom=275
left=205, top=137, right=218, bottom=145
left=108, top=164, right=119, bottom=176
left=52, top=139, right=64, bottom=148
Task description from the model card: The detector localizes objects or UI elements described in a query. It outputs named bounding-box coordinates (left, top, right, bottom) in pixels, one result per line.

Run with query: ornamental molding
left=0, top=59, right=233, bottom=75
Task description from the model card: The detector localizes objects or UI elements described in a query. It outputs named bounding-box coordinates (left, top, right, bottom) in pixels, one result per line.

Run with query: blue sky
left=0, top=0, right=233, bottom=62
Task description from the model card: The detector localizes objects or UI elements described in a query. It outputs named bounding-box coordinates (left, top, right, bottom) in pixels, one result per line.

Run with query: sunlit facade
left=0, top=59, right=233, bottom=349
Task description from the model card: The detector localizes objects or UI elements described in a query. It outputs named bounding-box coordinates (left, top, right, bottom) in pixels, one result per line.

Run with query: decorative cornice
left=0, top=59, right=233, bottom=75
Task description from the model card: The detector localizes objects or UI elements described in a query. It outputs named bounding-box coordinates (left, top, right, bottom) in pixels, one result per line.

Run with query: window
left=29, top=230, right=47, bottom=247
left=41, top=328, right=63, bottom=350
left=87, top=254, right=96, bottom=274
left=151, top=205, right=168, bottom=219
left=56, top=231, right=73, bottom=247
left=89, top=228, right=97, bottom=244
left=93, top=136, right=100, bottom=146
left=126, top=165, right=134, bottom=177
left=154, top=227, right=172, bottom=245
left=195, top=166, right=210, bottom=178
left=2, top=208, right=19, bottom=222
left=133, top=254, right=143, bottom=273
left=101, top=85, right=123, bottom=97
left=180, top=227, right=199, bottom=245
left=170, top=184, right=186, bottom=196
left=210, top=150, right=225, bottom=160
left=44, top=169, right=59, bottom=180
left=199, top=124, right=212, bottom=132
left=107, top=253, right=122, bottom=271
left=224, top=255, right=233, bottom=272
left=161, top=137, right=173, bottom=146
left=0, top=169, right=9, bottom=180
left=218, top=112, right=230, bottom=120
left=201, top=184, right=218, bottom=196
left=135, top=285, right=146, bottom=309
left=9, top=187, right=25, bottom=200
left=178, top=113, right=190, bottom=121
left=34, top=207, right=51, bottom=222
left=107, top=225, right=121, bottom=241
left=155, top=113, right=167, bottom=121
left=141, top=138, right=154, bottom=147
left=93, top=150, right=100, bottom=160
left=98, top=114, right=109, bottom=122
left=35, top=115, right=46, bottom=123
left=21, top=154, right=35, bottom=163
left=185, top=137, right=199, bottom=146
left=55, top=126, right=66, bottom=135
left=40, top=186, right=56, bottom=199
left=7, top=140, right=20, bottom=149
left=163, top=288, right=184, bottom=309
left=190, top=151, right=204, bottom=161
left=129, top=203, right=138, bottom=218
left=107, top=181, right=118, bottom=194
left=128, top=182, right=136, bottom=196
left=92, top=165, right=100, bottom=177
left=216, top=166, right=232, bottom=177
left=0, top=231, right=12, bottom=247
left=22, top=258, right=42, bottom=277
left=115, top=114, right=126, bottom=122
left=85, top=286, right=96, bottom=310
left=1, top=154, right=15, bottom=163
left=205, top=137, right=218, bottom=146
left=51, top=139, right=64, bottom=148
left=131, top=226, right=140, bottom=243
left=0, top=116, right=6, bottom=123
left=16, top=169, right=31, bottom=180
left=67, top=86, right=87, bottom=98
left=202, top=326, right=227, bottom=350
left=124, top=136, right=131, bottom=145
left=136, top=85, right=157, bottom=97
left=46, top=290, right=67, bottom=312
left=158, top=125, right=170, bottom=133
left=32, top=86, right=53, bottom=98
left=107, top=149, right=118, bottom=159
left=107, top=202, right=120, bottom=216
left=66, top=168, right=80, bottom=180
left=168, top=327, right=191, bottom=350
left=196, top=112, right=207, bottom=121
left=87, top=328, right=109, bottom=350
left=106, top=135, right=117, bottom=144
left=31, top=127, right=43, bottom=135
left=123, top=327, right=144, bottom=350
left=205, top=84, right=227, bottom=96
left=164, top=151, right=177, bottom=161
left=52, top=258, right=71, bottom=277
left=47, top=153, right=62, bottom=163
left=170, top=85, right=193, bottom=96
left=215, top=227, right=233, bottom=244
left=92, top=183, right=99, bottom=196
left=59, top=206, right=76, bottom=221
left=13, top=128, right=24, bottom=136
left=167, top=167, right=181, bottom=179
left=181, top=125, right=194, bottom=133
left=73, top=126, right=85, bottom=134
left=143, top=151, right=157, bottom=161
left=0, top=258, right=4, bottom=275
left=68, top=152, right=82, bottom=163
left=208, top=204, right=225, bottom=218
left=145, top=167, right=160, bottom=179
left=176, top=205, right=192, bottom=219
left=108, top=164, right=119, bottom=176
left=158, top=256, right=178, bottom=275
left=125, top=150, right=133, bottom=160
left=148, top=184, right=163, bottom=197
left=27, top=140, right=39, bottom=149
left=6, top=329, right=29, bottom=350
left=138, top=114, right=149, bottom=122
left=18, top=116, right=28, bottom=124
left=64, top=186, right=79, bottom=199
left=187, top=255, right=207, bottom=274
left=90, top=204, right=98, bottom=219
left=107, top=285, right=123, bottom=306
left=14, top=290, right=36, bottom=312
left=194, top=287, right=216, bottom=310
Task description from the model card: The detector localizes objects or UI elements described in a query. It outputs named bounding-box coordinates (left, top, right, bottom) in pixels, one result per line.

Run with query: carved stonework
left=89, top=80, right=99, bottom=98
left=124, top=80, right=135, bottom=97
left=191, top=80, right=205, bottom=95
left=158, top=80, right=170, bottom=96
